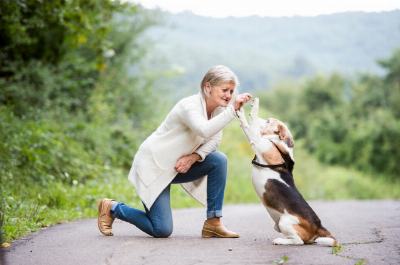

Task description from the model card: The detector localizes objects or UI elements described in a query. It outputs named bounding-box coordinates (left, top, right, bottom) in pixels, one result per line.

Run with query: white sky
left=131, top=0, right=400, bottom=17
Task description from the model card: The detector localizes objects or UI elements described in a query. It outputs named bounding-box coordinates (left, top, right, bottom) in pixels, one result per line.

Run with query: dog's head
left=237, top=98, right=295, bottom=163
left=253, top=116, right=295, bottom=163
left=260, top=118, right=294, bottom=148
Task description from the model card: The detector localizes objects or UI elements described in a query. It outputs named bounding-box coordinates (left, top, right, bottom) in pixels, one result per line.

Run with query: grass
left=273, top=255, right=289, bottom=264
left=2, top=110, right=400, bottom=245
left=332, top=244, right=343, bottom=255
left=1, top=168, right=141, bottom=243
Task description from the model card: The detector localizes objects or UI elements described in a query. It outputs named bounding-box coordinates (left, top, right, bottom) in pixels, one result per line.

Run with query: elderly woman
left=98, top=65, right=252, bottom=238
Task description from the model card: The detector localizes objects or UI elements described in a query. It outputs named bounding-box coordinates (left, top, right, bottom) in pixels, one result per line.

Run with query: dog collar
left=251, top=155, right=286, bottom=169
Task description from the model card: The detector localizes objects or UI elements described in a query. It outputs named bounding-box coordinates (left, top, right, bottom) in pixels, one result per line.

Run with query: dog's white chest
left=252, top=168, right=269, bottom=199
left=251, top=167, right=284, bottom=199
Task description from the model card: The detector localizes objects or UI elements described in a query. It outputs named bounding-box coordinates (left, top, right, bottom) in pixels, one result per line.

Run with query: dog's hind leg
left=272, top=213, right=304, bottom=245
left=315, top=237, right=336, bottom=247
left=315, top=227, right=337, bottom=246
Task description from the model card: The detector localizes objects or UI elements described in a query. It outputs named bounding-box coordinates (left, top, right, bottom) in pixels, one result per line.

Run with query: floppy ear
left=278, top=123, right=294, bottom=148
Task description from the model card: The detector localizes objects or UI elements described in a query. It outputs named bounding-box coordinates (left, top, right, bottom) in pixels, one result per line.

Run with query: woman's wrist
left=191, top=153, right=201, bottom=162
left=234, top=93, right=252, bottom=110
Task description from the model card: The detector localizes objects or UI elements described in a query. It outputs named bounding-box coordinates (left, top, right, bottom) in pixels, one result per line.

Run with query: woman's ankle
left=206, top=217, right=221, bottom=226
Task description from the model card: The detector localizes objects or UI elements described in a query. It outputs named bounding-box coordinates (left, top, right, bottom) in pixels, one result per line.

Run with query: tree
left=378, top=48, right=400, bottom=117
left=0, top=0, right=136, bottom=115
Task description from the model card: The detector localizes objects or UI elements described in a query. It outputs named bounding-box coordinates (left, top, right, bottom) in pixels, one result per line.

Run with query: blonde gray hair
left=200, top=65, right=240, bottom=96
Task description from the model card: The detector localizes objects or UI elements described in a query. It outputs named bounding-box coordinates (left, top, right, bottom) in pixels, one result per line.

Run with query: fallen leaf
left=1, top=242, right=11, bottom=248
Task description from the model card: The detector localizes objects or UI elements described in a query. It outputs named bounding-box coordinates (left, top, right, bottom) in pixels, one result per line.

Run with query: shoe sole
left=202, top=229, right=239, bottom=238
left=97, top=199, right=113, bottom=236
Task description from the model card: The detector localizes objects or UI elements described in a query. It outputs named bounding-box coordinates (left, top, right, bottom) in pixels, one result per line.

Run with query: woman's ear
left=205, top=82, right=212, bottom=95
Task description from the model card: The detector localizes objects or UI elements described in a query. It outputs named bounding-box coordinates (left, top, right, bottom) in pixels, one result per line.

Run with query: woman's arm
left=194, top=131, right=222, bottom=161
left=178, top=93, right=252, bottom=138
left=179, top=103, right=236, bottom=138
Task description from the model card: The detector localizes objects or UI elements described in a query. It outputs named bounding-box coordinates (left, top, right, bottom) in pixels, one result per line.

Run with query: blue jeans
left=112, top=151, right=228, bottom=238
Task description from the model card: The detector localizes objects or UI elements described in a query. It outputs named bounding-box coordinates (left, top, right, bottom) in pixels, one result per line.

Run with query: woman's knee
left=207, top=151, right=227, bottom=168
left=152, top=224, right=173, bottom=238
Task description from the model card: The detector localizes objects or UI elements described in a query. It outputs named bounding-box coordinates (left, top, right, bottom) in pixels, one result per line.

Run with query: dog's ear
left=278, top=123, right=294, bottom=148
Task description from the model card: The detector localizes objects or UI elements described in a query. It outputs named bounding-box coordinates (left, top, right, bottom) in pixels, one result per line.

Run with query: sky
left=131, top=0, right=400, bottom=17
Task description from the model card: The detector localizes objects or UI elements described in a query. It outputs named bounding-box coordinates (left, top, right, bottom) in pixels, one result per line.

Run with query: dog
left=237, top=98, right=336, bottom=246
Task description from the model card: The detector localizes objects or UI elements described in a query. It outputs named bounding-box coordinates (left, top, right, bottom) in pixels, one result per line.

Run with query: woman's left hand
left=234, top=93, right=252, bottom=110
left=175, top=153, right=201, bottom=173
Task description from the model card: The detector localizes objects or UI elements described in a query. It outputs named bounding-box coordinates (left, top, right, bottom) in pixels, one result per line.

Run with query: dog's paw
left=273, top=238, right=289, bottom=245
left=249, top=98, right=259, bottom=117
left=273, top=238, right=304, bottom=245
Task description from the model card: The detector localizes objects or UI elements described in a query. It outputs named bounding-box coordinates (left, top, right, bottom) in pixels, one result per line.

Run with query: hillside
left=142, top=10, right=400, bottom=94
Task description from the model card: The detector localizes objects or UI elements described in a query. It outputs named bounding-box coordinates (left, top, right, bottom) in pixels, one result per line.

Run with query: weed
left=354, top=259, right=366, bottom=265
left=273, top=255, right=289, bottom=265
left=332, top=244, right=343, bottom=255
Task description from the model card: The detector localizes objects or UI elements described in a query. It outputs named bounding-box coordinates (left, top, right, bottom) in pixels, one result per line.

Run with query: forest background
left=0, top=1, right=399, bottom=245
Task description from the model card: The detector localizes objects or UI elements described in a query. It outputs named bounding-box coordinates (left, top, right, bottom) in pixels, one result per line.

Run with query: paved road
left=2, top=201, right=400, bottom=265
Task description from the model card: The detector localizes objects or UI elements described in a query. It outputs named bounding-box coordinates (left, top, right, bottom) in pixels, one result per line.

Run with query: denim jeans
left=111, top=151, right=228, bottom=238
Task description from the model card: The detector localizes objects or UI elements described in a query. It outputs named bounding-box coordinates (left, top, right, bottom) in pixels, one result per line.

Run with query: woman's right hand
left=175, top=153, right=201, bottom=174
left=234, top=93, right=252, bottom=111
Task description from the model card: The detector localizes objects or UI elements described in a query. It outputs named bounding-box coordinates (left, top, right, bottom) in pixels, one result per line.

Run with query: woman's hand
left=234, top=93, right=252, bottom=111
left=175, top=153, right=201, bottom=174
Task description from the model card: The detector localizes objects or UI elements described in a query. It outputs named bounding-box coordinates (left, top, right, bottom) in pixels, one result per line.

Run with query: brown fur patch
left=293, top=216, right=319, bottom=243
left=262, top=144, right=285, bottom=165
left=277, top=123, right=294, bottom=148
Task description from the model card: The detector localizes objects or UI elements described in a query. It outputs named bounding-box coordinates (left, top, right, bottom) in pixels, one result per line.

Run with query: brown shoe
left=97, top=198, right=115, bottom=236
left=201, top=220, right=239, bottom=238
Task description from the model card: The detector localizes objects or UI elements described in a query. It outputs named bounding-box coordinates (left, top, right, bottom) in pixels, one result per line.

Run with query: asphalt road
left=2, top=200, right=400, bottom=265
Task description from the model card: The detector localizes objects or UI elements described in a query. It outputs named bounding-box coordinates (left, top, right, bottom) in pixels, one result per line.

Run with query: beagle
left=237, top=98, right=337, bottom=246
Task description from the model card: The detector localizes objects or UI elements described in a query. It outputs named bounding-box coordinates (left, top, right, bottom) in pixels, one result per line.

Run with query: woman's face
left=208, top=82, right=236, bottom=107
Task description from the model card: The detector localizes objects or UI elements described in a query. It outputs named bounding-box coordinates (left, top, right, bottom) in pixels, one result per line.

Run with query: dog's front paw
left=236, top=109, right=249, bottom=128
left=273, top=238, right=289, bottom=245
left=236, top=108, right=244, bottom=117
left=250, top=98, right=259, bottom=118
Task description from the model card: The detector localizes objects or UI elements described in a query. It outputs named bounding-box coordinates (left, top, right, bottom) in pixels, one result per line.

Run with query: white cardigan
left=128, top=93, right=236, bottom=209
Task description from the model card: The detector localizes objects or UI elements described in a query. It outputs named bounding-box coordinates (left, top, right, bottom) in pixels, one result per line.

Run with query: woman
left=98, top=65, right=252, bottom=238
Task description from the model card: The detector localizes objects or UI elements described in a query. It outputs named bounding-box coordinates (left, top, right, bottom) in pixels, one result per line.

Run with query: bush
left=0, top=1, right=159, bottom=243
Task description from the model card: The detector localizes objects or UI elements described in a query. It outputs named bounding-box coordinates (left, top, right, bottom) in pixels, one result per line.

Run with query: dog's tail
left=315, top=227, right=337, bottom=247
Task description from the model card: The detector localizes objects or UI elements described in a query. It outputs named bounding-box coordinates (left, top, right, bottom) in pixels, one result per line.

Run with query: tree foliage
left=260, top=49, right=400, bottom=180
left=0, top=0, right=159, bottom=180
left=143, top=11, right=400, bottom=95
left=0, top=0, right=160, bottom=243
left=0, top=0, right=147, bottom=115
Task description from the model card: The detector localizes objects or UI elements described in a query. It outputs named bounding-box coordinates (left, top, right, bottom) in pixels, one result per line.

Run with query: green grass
left=332, top=244, right=343, bottom=255
left=1, top=168, right=141, bottom=243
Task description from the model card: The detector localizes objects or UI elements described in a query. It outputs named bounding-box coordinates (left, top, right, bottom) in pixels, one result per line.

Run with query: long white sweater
left=128, top=93, right=236, bottom=209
